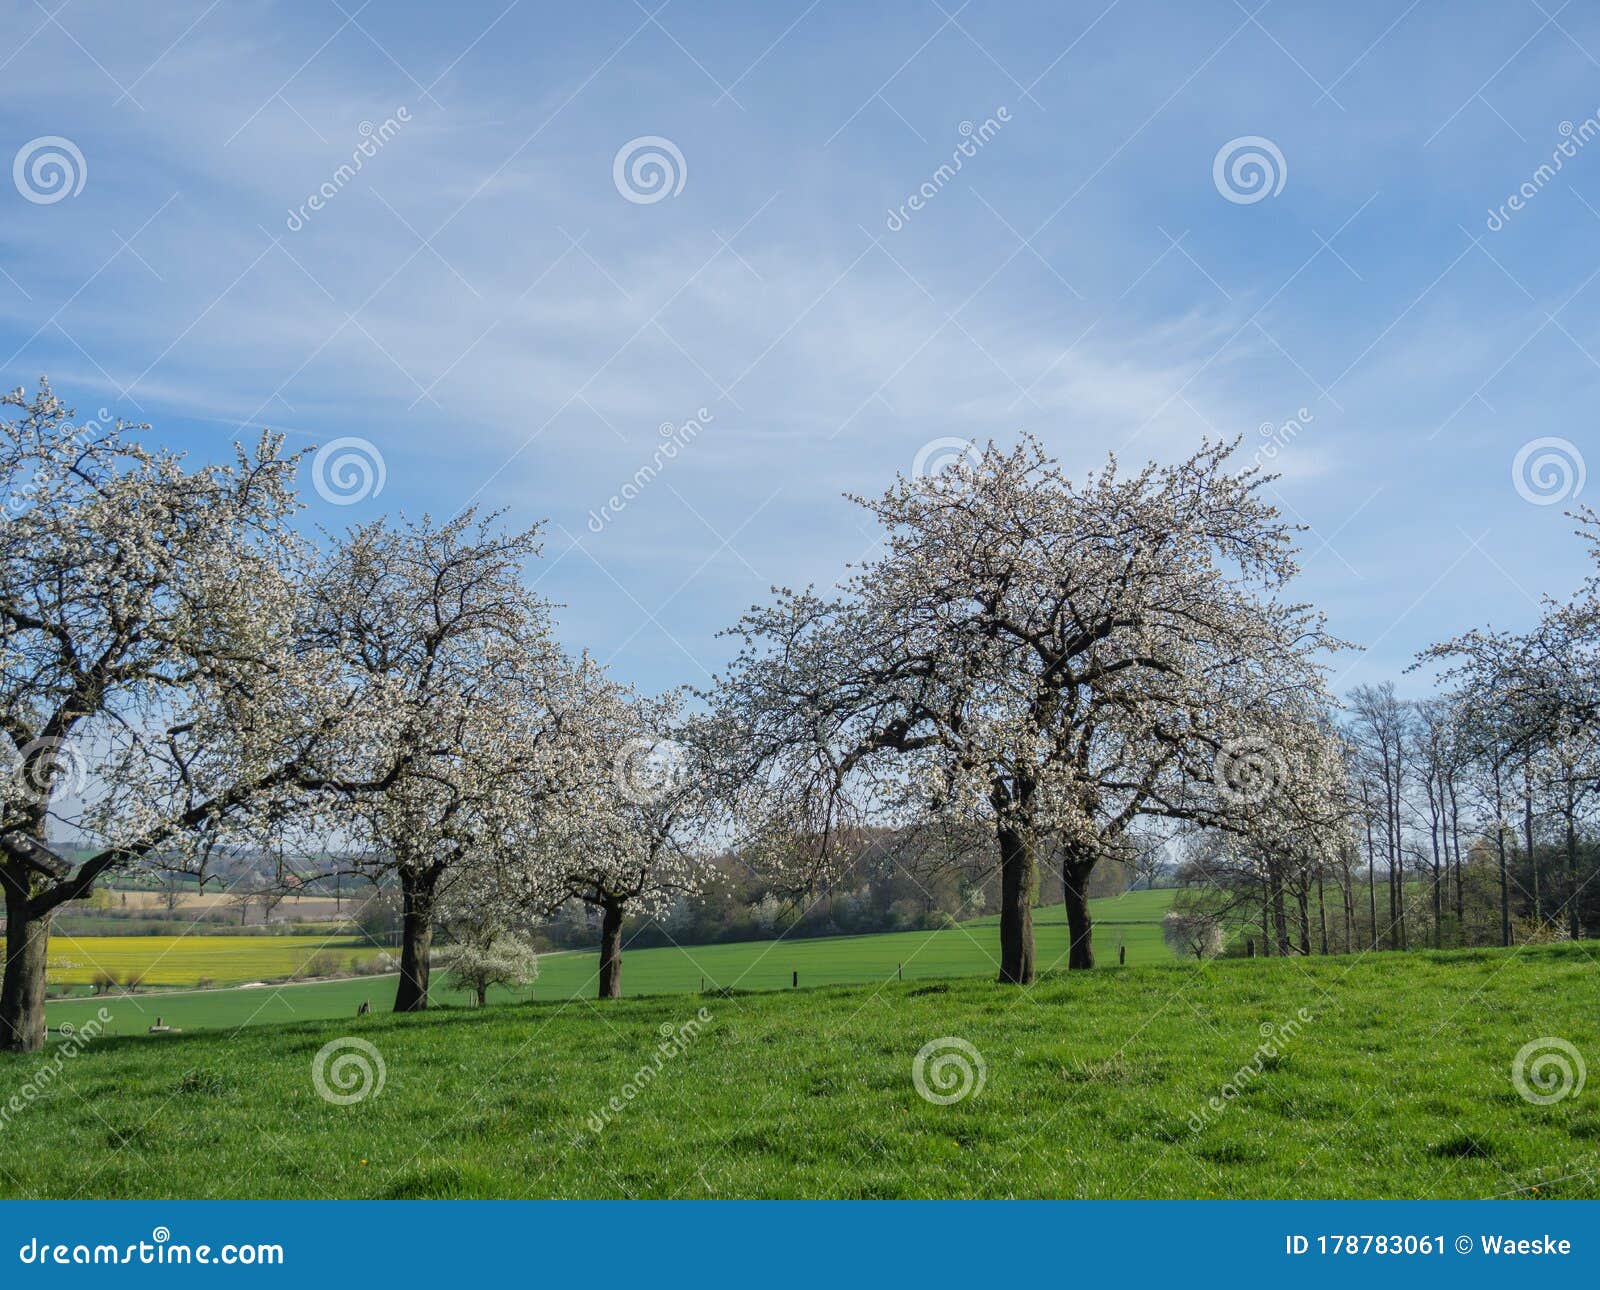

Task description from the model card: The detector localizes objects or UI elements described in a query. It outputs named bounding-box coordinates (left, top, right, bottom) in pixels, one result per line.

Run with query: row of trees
left=0, top=382, right=733, bottom=1050
left=1169, top=548, right=1600, bottom=957
left=4, top=380, right=1596, bottom=1050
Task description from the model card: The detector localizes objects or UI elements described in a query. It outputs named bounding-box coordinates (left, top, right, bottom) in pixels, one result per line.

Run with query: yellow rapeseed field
left=46, top=935, right=383, bottom=986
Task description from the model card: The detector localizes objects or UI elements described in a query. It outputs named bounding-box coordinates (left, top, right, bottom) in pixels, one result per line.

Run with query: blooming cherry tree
left=526, top=680, right=715, bottom=998
left=716, top=436, right=1339, bottom=982
left=301, top=510, right=570, bottom=1011
left=0, top=381, right=355, bottom=1051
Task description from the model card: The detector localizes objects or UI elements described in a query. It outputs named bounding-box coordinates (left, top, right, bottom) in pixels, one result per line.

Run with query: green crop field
left=5, top=942, right=1596, bottom=1199
left=42, top=891, right=1178, bottom=1035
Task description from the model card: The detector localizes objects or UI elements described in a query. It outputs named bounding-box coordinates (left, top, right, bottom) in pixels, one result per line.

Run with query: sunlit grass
left=8, top=941, right=1596, bottom=1199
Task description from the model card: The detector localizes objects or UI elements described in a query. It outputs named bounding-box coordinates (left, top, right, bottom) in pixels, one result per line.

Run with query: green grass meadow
left=44, top=891, right=1177, bottom=1036
left=4, top=942, right=1596, bottom=1199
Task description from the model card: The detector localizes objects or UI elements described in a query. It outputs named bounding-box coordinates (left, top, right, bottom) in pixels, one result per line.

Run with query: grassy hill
left=7, top=941, right=1596, bottom=1199
left=44, top=891, right=1178, bottom=1036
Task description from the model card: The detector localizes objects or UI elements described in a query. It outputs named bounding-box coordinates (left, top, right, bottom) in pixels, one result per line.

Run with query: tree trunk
left=1523, top=766, right=1540, bottom=921
left=1363, top=810, right=1379, bottom=951
left=1, top=886, right=51, bottom=1053
left=1268, top=854, right=1291, bottom=956
left=475, top=983, right=487, bottom=1008
left=1316, top=876, right=1329, bottom=956
left=1427, top=779, right=1443, bottom=949
left=995, top=826, right=1036, bottom=984
left=1260, top=877, right=1272, bottom=957
left=1564, top=776, right=1581, bottom=941
left=1340, top=859, right=1354, bottom=954
left=393, top=870, right=436, bottom=1012
left=598, top=897, right=624, bottom=999
left=1448, top=777, right=1464, bottom=934
left=1495, top=825, right=1512, bottom=947
left=1061, top=857, right=1095, bottom=970
left=1489, top=763, right=1511, bottom=947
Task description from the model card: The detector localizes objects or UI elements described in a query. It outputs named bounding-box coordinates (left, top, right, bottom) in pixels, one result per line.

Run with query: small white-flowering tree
left=529, top=680, right=715, bottom=999
left=437, top=926, right=539, bottom=1007
left=1162, top=909, right=1223, bottom=960
left=715, top=436, right=1340, bottom=984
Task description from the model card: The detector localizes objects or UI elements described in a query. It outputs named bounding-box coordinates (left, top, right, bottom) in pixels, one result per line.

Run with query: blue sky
left=2, top=0, right=1596, bottom=698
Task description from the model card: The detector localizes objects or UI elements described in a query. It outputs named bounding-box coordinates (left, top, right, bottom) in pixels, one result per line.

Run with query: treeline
left=1172, top=575, right=1600, bottom=957
left=353, top=826, right=1142, bottom=953
left=5, top=380, right=1596, bottom=1057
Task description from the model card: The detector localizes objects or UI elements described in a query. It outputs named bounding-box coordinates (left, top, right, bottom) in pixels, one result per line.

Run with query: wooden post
left=1118, top=944, right=1125, bottom=966
left=897, top=963, right=902, bottom=981
left=792, top=970, right=798, bottom=988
